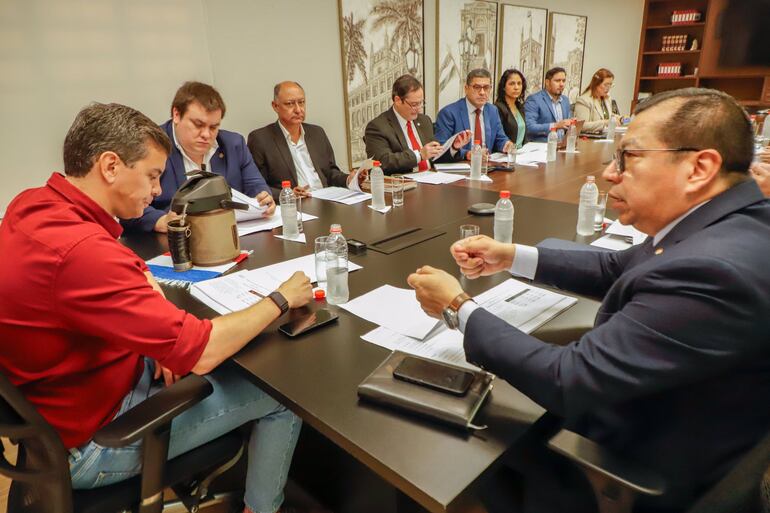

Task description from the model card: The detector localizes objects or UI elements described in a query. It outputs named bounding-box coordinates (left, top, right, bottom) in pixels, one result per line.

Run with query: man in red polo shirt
left=0, top=103, right=314, bottom=513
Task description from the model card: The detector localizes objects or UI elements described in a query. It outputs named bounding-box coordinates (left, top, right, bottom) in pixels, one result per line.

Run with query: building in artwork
left=548, top=30, right=584, bottom=102
left=347, top=31, right=414, bottom=163
left=519, top=12, right=543, bottom=92
left=458, top=2, right=496, bottom=78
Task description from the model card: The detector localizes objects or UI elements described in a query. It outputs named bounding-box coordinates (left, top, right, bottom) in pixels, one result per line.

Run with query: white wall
left=0, top=0, right=643, bottom=216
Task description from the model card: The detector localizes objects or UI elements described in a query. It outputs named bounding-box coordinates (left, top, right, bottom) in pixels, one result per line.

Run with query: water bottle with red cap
left=494, top=190, right=514, bottom=243
left=279, top=180, right=298, bottom=238
left=370, top=160, right=386, bottom=210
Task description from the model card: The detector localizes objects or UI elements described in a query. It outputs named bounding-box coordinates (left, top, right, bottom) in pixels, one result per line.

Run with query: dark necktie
left=406, top=121, right=429, bottom=171
left=474, top=108, right=483, bottom=145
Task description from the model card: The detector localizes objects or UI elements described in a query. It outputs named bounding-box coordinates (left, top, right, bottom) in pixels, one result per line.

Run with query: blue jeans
left=69, top=359, right=302, bottom=513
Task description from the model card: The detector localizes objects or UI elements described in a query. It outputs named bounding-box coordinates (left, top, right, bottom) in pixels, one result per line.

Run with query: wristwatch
left=267, top=291, right=290, bottom=315
left=441, top=292, right=473, bottom=330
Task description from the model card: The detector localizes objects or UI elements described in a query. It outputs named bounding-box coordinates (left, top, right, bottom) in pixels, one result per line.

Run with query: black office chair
left=0, top=371, right=245, bottom=513
left=548, top=428, right=770, bottom=513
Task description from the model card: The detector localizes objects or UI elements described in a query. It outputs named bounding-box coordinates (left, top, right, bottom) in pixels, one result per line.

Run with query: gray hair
left=63, top=103, right=171, bottom=177
left=465, top=68, right=491, bottom=85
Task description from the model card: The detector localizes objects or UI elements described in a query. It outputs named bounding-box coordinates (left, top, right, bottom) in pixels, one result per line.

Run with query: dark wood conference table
left=122, top=167, right=604, bottom=513
left=451, top=138, right=617, bottom=204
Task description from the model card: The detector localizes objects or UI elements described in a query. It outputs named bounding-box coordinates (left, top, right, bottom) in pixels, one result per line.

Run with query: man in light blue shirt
left=524, top=67, right=573, bottom=142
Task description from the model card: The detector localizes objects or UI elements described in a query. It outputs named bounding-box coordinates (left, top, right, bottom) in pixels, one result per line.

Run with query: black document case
left=358, top=351, right=495, bottom=429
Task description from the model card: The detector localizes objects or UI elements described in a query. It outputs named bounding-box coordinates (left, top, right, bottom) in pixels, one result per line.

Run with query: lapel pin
left=219, top=152, right=224, bottom=159
left=654, top=248, right=664, bottom=255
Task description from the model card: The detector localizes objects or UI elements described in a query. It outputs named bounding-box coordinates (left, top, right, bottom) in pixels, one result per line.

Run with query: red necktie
left=406, top=121, right=429, bottom=171
left=474, top=108, right=483, bottom=145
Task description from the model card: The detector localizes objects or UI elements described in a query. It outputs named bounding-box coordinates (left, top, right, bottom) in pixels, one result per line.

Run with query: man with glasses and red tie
left=408, top=88, right=770, bottom=513
left=434, top=68, right=514, bottom=160
left=365, top=74, right=470, bottom=175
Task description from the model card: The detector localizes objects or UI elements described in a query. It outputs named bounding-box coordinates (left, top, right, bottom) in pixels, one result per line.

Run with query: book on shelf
left=671, top=9, right=702, bottom=25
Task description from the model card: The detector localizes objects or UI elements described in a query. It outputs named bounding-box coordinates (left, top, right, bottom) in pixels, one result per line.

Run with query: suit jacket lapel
left=303, top=125, right=328, bottom=187
left=210, top=138, right=226, bottom=176
left=458, top=99, right=470, bottom=132
left=658, top=180, right=766, bottom=249
left=414, top=115, right=433, bottom=144
left=386, top=109, right=410, bottom=152
left=271, top=122, right=298, bottom=183
left=483, top=104, right=493, bottom=146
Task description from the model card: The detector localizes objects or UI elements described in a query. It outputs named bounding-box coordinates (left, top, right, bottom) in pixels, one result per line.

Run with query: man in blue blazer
left=121, top=82, right=274, bottom=232
left=409, top=88, right=770, bottom=512
left=434, top=69, right=513, bottom=159
left=524, top=67, right=574, bottom=142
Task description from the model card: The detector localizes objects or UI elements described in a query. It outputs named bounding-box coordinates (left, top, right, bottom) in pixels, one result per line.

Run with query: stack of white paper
left=237, top=212, right=318, bottom=237
left=311, top=187, right=371, bottom=205
left=358, top=279, right=577, bottom=368
left=590, top=220, right=648, bottom=250
left=339, top=285, right=440, bottom=339
left=402, top=171, right=465, bottom=185
left=434, top=162, right=471, bottom=172
left=190, top=254, right=362, bottom=314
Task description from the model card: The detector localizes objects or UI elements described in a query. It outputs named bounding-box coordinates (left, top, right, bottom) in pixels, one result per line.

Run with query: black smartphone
left=392, top=356, right=474, bottom=396
left=279, top=309, right=338, bottom=337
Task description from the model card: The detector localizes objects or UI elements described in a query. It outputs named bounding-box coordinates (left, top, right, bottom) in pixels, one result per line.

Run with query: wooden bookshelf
left=633, top=0, right=770, bottom=112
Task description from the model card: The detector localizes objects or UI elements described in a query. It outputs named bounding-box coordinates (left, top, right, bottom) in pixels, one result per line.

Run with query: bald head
left=272, top=81, right=307, bottom=130
left=273, top=81, right=304, bottom=100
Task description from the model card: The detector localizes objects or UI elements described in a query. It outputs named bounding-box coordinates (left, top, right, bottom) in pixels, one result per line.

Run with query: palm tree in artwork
left=371, top=0, right=422, bottom=68
left=342, top=12, right=368, bottom=84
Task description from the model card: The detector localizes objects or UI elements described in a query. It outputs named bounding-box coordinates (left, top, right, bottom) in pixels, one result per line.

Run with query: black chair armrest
left=548, top=429, right=666, bottom=497
left=94, top=374, right=212, bottom=447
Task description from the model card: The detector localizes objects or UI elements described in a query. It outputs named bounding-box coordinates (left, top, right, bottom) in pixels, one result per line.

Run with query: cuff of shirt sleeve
left=413, top=150, right=422, bottom=163
left=458, top=300, right=480, bottom=333
left=509, top=244, right=538, bottom=279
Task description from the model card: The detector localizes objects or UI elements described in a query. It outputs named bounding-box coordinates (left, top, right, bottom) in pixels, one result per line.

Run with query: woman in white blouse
left=574, top=68, right=621, bottom=134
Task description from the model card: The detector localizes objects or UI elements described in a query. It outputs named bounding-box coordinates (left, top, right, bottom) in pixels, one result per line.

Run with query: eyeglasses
left=280, top=99, right=306, bottom=109
left=613, top=147, right=700, bottom=173
left=469, top=84, right=492, bottom=93
left=398, top=98, right=424, bottom=109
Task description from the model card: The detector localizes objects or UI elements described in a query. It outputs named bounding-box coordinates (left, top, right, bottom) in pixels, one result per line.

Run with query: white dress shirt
left=278, top=122, right=324, bottom=190
left=172, top=123, right=218, bottom=175
left=466, top=99, right=486, bottom=146
left=392, top=107, right=422, bottom=168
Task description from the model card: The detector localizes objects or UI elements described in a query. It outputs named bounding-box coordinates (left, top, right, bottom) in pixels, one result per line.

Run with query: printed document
left=237, top=212, right=317, bottom=237
left=402, top=171, right=465, bottom=185
left=311, top=187, right=371, bottom=205
left=360, top=279, right=577, bottom=367
left=190, top=254, right=362, bottom=314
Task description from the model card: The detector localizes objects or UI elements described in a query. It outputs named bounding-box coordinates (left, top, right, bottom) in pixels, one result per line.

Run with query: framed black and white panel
left=498, top=4, right=548, bottom=95
left=545, top=11, right=588, bottom=103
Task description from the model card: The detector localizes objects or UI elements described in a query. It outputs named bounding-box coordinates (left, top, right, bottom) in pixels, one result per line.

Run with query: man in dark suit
left=409, top=88, right=770, bottom=512
left=524, top=67, right=574, bottom=142
left=364, top=74, right=470, bottom=175
left=434, top=69, right=513, bottom=159
left=121, top=82, right=274, bottom=233
left=248, top=81, right=365, bottom=198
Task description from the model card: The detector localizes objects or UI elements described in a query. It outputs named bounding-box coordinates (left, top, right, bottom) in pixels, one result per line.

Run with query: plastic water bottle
left=493, top=190, right=514, bottom=243
left=326, top=224, right=349, bottom=305
left=469, top=140, right=482, bottom=179
left=370, top=160, right=385, bottom=210
left=547, top=127, right=558, bottom=162
left=279, top=180, right=298, bottom=238
left=566, top=121, right=577, bottom=153
left=576, top=176, right=599, bottom=236
left=607, top=116, right=617, bottom=140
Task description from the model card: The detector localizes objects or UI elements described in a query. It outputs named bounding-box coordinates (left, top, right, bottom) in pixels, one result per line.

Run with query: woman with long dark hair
left=574, top=68, right=621, bottom=134
left=495, top=68, right=527, bottom=148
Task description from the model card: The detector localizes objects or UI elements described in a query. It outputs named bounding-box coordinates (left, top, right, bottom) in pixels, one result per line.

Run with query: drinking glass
left=314, top=236, right=329, bottom=290
left=296, top=196, right=304, bottom=234
left=390, top=176, right=405, bottom=207
left=593, top=192, right=609, bottom=232
left=480, top=146, right=490, bottom=177
left=507, top=146, right=517, bottom=168
left=459, top=224, right=480, bottom=240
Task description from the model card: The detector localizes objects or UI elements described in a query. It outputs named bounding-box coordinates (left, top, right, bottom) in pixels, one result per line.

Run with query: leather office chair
left=548, top=428, right=770, bottom=513
left=0, top=371, right=244, bottom=513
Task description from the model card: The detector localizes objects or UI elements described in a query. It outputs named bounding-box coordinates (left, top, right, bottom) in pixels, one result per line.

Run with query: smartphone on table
left=392, top=356, right=474, bottom=396
left=279, top=309, right=338, bottom=337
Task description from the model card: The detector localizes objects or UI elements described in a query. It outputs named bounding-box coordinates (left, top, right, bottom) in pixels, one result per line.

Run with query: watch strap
left=267, top=291, right=289, bottom=315
left=448, top=292, right=472, bottom=312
